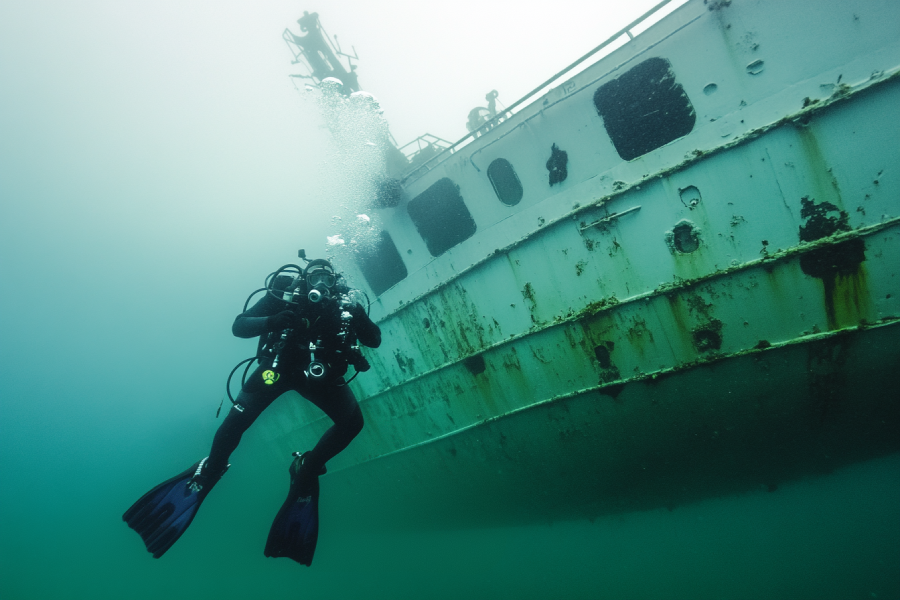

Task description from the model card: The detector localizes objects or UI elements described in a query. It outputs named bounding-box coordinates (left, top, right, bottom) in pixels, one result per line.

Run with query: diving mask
left=307, top=271, right=336, bottom=289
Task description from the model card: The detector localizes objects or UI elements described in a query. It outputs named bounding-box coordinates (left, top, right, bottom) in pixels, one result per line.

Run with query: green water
left=1, top=435, right=898, bottom=600
left=2, top=1, right=898, bottom=597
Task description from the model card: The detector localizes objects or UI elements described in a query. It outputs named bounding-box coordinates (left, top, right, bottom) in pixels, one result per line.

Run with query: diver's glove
left=348, top=302, right=381, bottom=348
left=348, top=348, right=371, bottom=372
left=348, top=302, right=367, bottom=320
left=266, top=310, right=296, bottom=332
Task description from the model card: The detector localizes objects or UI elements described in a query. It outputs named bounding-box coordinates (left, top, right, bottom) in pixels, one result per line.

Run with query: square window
left=594, top=57, right=696, bottom=161
left=407, top=178, right=477, bottom=256
left=356, top=230, right=408, bottom=295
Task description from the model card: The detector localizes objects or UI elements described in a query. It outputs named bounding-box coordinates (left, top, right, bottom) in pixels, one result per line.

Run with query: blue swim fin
left=122, top=457, right=226, bottom=558
left=264, top=452, right=324, bottom=566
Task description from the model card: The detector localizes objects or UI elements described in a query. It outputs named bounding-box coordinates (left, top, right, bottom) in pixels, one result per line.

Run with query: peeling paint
left=627, top=317, right=655, bottom=347
left=463, top=354, right=486, bottom=376
left=521, top=282, right=536, bottom=310
left=575, top=260, right=587, bottom=276
left=798, top=196, right=868, bottom=329
left=594, top=341, right=622, bottom=383
left=394, top=350, right=415, bottom=374
left=692, top=319, right=724, bottom=352
left=546, top=143, right=568, bottom=186
left=362, top=219, right=896, bottom=412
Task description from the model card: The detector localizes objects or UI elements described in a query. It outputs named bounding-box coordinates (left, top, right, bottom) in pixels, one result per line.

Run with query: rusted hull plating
left=324, top=322, right=899, bottom=529
left=259, top=0, right=900, bottom=525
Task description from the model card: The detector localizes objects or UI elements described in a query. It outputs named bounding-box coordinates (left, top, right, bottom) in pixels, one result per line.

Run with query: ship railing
left=398, top=133, right=453, bottom=161
left=398, top=0, right=687, bottom=184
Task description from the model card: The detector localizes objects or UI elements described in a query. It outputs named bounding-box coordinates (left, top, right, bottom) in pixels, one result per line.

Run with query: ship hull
left=325, top=321, right=899, bottom=529
left=262, top=0, right=900, bottom=526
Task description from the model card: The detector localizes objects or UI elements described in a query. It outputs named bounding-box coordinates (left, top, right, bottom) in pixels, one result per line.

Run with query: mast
left=283, top=11, right=360, bottom=94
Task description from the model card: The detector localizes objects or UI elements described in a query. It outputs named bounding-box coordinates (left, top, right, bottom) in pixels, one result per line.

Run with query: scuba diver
left=123, top=258, right=381, bottom=566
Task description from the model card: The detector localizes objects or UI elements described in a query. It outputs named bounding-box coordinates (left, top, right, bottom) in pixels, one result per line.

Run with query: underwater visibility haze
left=1, top=0, right=898, bottom=599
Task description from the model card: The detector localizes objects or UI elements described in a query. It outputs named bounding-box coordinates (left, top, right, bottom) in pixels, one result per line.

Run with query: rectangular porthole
left=407, top=178, right=477, bottom=256
left=594, top=57, right=696, bottom=161
left=356, top=230, right=408, bottom=295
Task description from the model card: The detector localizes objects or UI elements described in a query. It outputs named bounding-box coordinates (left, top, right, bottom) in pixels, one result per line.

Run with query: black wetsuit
left=206, top=282, right=381, bottom=475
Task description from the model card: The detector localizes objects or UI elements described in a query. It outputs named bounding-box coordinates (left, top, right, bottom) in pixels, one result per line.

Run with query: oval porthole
left=487, top=158, right=524, bottom=206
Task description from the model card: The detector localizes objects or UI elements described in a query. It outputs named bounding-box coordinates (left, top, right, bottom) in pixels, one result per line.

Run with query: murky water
left=1, top=437, right=898, bottom=599
left=2, top=1, right=898, bottom=597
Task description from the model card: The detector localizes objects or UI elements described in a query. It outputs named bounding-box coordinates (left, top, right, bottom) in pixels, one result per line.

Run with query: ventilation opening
left=594, top=57, right=696, bottom=161
left=463, top=354, right=486, bottom=375
left=666, top=220, right=701, bottom=254
left=487, top=158, right=524, bottom=205
left=355, top=230, right=408, bottom=295
left=407, top=178, right=477, bottom=256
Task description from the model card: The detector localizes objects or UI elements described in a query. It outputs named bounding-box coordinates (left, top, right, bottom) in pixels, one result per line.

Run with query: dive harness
left=217, top=263, right=371, bottom=417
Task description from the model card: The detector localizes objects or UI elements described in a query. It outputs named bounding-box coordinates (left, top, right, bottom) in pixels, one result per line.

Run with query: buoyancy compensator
left=218, top=259, right=371, bottom=417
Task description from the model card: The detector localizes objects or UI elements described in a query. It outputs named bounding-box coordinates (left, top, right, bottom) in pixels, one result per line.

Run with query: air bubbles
left=307, top=80, right=398, bottom=272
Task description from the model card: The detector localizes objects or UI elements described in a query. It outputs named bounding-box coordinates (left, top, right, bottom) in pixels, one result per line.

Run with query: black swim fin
left=264, top=451, right=324, bottom=566
left=123, top=457, right=227, bottom=558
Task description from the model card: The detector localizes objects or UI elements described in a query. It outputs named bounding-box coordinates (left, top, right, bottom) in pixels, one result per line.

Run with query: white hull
left=262, top=0, right=900, bottom=526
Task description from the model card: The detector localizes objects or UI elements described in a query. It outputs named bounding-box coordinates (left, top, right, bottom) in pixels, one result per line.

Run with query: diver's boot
left=187, top=457, right=230, bottom=493
left=264, top=451, right=326, bottom=565
left=289, top=451, right=326, bottom=495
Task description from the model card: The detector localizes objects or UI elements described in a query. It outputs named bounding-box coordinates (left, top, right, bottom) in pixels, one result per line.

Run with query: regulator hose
left=217, top=356, right=260, bottom=417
